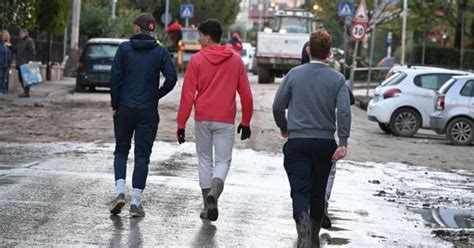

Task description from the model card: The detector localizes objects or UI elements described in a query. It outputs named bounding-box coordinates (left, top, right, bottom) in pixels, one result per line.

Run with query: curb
left=47, top=87, right=75, bottom=98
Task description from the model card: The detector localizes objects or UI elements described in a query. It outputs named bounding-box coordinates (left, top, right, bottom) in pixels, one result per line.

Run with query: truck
left=255, top=9, right=314, bottom=84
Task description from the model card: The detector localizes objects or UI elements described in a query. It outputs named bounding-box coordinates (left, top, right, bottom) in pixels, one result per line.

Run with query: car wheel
left=378, top=122, right=392, bottom=134
left=390, top=108, right=421, bottom=137
left=446, top=117, right=473, bottom=146
left=75, top=81, right=86, bottom=92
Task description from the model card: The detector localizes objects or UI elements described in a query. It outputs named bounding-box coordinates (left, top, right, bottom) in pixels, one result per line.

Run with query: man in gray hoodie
left=273, top=29, right=351, bottom=247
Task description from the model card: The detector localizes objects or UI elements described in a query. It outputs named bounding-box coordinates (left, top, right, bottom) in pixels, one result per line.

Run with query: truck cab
left=256, top=9, right=314, bottom=84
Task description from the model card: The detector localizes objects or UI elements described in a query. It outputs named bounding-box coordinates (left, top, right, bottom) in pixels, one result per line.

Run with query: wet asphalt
left=0, top=141, right=472, bottom=247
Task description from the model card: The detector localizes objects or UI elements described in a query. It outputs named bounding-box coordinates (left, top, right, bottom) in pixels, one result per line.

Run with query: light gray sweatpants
left=194, top=121, right=235, bottom=189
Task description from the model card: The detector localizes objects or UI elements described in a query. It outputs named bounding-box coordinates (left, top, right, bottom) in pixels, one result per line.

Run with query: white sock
left=131, top=188, right=143, bottom=206
left=115, top=179, right=125, bottom=196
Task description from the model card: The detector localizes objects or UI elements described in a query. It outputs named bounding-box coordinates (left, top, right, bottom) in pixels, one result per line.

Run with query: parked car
left=76, top=38, right=127, bottom=92
left=430, top=75, right=474, bottom=145
left=241, top=43, right=254, bottom=72
left=367, top=67, right=469, bottom=137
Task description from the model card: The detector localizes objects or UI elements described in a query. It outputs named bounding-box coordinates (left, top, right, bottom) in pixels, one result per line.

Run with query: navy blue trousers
left=283, top=138, right=337, bottom=221
left=113, top=107, right=159, bottom=190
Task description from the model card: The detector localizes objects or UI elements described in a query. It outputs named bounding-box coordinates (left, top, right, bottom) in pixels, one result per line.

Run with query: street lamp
left=313, top=4, right=320, bottom=11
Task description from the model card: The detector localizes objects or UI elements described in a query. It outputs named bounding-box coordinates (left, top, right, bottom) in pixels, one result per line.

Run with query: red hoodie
left=177, top=44, right=253, bottom=129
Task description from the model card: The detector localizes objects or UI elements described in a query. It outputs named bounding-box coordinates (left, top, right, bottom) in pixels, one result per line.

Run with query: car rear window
left=84, top=44, right=119, bottom=59
left=438, top=78, right=457, bottom=94
left=381, top=72, right=406, bottom=86
left=414, top=73, right=457, bottom=90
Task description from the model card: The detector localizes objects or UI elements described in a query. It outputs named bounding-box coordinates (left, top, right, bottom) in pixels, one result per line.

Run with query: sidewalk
left=4, top=77, right=75, bottom=98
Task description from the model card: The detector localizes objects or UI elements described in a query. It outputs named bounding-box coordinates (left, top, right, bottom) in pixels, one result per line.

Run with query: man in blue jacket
left=109, top=13, right=177, bottom=217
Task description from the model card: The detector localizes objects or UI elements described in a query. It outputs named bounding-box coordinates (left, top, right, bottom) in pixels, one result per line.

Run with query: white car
left=367, top=67, right=469, bottom=137
left=241, top=43, right=255, bottom=71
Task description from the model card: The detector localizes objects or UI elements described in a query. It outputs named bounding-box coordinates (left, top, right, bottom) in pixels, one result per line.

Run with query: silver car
left=430, top=75, right=474, bottom=145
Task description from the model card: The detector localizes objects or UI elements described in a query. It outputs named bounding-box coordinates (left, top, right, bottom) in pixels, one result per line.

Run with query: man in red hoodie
left=176, top=19, right=253, bottom=221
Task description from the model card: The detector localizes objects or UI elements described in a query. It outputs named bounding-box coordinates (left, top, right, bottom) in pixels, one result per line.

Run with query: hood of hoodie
left=200, top=45, right=234, bottom=65
left=130, top=33, right=158, bottom=50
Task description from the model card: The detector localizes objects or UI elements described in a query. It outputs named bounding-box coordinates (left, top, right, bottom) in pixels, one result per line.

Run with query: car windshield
left=84, top=44, right=119, bottom=59
left=438, top=78, right=457, bottom=94
left=274, top=16, right=311, bottom=34
left=381, top=72, right=406, bottom=86
left=182, top=30, right=199, bottom=44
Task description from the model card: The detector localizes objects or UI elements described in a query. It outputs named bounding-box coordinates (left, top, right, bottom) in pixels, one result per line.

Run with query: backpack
left=0, top=43, right=10, bottom=68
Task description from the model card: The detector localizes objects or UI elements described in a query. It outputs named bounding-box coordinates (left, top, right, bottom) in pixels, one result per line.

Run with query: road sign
left=353, top=0, right=369, bottom=23
left=350, top=23, right=367, bottom=41
left=180, top=4, right=194, bottom=19
left=161, top=13, right=172, bottom=26
left=338, top=2, right=354, bottom=17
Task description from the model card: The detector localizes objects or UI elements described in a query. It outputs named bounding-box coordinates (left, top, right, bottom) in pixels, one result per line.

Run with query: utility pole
left=366, top=0, right=378, bottom=97
left=460, top=5, right=465, bottom=70
left=400, top=0, right=407, bottom=65
left=71, top=0, right=81, bottom=50
left=112, top=0, right=117, bottom=19
left=165, top=0, right=170, bottom=29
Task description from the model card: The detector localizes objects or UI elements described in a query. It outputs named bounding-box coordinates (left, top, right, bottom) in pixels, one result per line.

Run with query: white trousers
left=194, top=121, right=235, bottom=189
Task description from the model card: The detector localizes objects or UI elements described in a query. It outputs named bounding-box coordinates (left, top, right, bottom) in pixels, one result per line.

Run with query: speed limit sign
left=350, top=23, right=367, bottom=41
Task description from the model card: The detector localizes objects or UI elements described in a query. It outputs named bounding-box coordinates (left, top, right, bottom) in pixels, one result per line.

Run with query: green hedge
left=411, top=46, right=474, bottom=70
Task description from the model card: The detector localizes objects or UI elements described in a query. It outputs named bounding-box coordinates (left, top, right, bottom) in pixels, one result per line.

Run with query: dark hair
left=309, top=29, right=331, bottom=60
left=133, top=13, right=156, bottom=32
left=198, top=19, right=222, bottom=43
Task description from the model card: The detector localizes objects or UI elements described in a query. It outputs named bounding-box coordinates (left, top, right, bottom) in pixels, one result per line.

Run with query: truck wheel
left=258, top=67, right=274, bottom=84
left=446, top=117, right=473, bottom=146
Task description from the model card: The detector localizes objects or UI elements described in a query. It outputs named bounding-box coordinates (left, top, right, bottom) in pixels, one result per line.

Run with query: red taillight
left=383, top=89, right=401, bottom=99
left=436, top=95, right=445, bottom=111
left=78, top=62, right=85, bottom=71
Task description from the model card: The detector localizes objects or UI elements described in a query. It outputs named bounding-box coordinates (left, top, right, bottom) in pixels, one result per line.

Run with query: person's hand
left=237, top=124, right=251, bottom=140
left=177, top=129, right=185, bottom=144
left=281, top=132, right=288, bottom=139
left=331, top=146, right=347, bottom=162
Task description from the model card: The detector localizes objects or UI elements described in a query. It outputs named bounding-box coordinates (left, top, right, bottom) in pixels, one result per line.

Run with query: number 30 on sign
left=350, top=23, right=367, bottom=41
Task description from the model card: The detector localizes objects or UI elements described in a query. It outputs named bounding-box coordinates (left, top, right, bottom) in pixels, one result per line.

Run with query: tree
left=0, top=0, right=40, bottom=29
left=37, top=0, right=69, bottom=35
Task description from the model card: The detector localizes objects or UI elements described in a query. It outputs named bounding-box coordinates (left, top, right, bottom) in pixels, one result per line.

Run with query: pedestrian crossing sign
left=338, top=2, right=354, bottom=17
left=180, top=4, right=194, bottom=19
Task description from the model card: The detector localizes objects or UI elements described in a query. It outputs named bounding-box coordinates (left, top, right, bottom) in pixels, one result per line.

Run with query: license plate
left=93, top=64, right=112, bottom=71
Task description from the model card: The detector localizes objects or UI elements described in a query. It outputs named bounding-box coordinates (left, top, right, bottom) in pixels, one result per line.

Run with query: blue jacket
left=110, top=34, right=177, bottom=110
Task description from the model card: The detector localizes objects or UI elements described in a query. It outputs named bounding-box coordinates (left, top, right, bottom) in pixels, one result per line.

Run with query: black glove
left=177, top=129, right=185, bottom=144
left=237, top=124, right=251, bottom=140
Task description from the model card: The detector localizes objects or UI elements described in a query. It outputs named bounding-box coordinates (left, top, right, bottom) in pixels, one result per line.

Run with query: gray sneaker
left=130, top=204, right=145, bottom=217
left=109, top=193, right=126, bottom=215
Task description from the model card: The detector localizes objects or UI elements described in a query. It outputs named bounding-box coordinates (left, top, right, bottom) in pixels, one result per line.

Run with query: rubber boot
left=311, top=218, right=321, bottom=248
left=321, top=201, right=332, bottom=229
left=294, top=212, right=311, bottom=248
left=200, top=188, right=211, bottom=219
left=206, top=177, right=224, bottom=221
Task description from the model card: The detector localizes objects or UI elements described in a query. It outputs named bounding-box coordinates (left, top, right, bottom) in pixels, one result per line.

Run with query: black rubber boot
left=200, top=188, right=210, bottom=219
left=207, top=178, right=224, bottom=221
left=311, top=218, right=321, bottom=248
left=321, top=201, right=332, bottom=229
left=294, top=212, right=311, bottom=248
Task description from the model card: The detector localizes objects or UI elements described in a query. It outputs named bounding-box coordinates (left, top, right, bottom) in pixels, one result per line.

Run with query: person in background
left=14, top=28, right=35, bottom=97
left=1, top=30, right=12, bottom=93
left=225, top=32, right=243, bottom=54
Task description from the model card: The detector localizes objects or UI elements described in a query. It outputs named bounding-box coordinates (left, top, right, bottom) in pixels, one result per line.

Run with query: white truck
left=255, top=9, right=314, bottom=84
